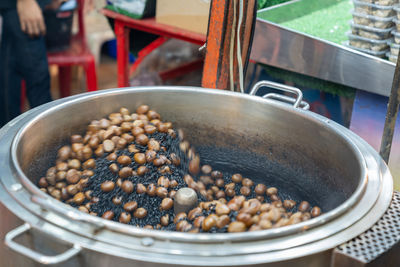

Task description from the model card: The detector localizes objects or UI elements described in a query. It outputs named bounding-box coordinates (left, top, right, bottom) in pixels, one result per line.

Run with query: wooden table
left=101, top=9, right=207, bottom=87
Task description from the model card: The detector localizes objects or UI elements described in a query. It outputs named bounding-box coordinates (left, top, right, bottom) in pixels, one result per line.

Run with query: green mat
left=257, top=0, right=352, bottom=44
left=258, top=0, right=292, bottom=9
left=256, top=0, right=355, bottom=96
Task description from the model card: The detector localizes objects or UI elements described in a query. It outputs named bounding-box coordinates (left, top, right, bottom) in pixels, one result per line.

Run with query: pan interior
left=14, top=88, right=363, bottom=215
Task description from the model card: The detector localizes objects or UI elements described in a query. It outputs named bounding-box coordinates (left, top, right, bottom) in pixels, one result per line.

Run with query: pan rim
left=9, top=86, right=370, bottom=244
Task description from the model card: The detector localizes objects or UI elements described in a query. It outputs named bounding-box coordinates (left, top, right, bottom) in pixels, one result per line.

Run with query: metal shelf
left=250, top=17, right=395, bottom=97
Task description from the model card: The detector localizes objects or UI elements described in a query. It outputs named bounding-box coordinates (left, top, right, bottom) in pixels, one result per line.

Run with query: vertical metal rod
left=379, top=53, right=400, bottom=163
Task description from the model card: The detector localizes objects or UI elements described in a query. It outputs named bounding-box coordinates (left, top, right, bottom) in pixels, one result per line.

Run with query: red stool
left=21, top=0, right=97, bottom=109
left=47, top=0, right=98, bottom=96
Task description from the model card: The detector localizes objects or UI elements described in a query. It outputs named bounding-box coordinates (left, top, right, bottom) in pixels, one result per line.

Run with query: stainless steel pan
left=0, top=82, right=393, bottom=266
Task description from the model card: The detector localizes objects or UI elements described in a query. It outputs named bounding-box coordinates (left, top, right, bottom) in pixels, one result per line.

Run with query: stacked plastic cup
left=389, top=4, right=400, bottom=62
left=346, top=0, right=398, bottom=59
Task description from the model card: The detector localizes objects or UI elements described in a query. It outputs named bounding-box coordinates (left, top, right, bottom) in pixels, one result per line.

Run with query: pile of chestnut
left=38, top=105, right=321, bottom=233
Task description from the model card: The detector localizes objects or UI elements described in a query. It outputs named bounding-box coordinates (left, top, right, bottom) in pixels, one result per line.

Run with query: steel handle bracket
left=4, top=223, right=81, bottom=265
left=249, top=80, right=309, bottom=110
left=263, top=93, right=310, bottom=110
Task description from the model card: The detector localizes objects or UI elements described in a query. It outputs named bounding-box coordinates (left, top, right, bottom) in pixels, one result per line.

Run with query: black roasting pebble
left=82, top=131, right=190, bottom=228
left=77, top=129, right=214, bottom=229
left=43, top=123, right=309, bottom=233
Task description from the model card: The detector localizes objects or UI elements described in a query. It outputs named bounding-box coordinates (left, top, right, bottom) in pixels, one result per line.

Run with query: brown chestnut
left=136, top=183, right=147, bottom=194
left=117, top=155, right=132, bottom=166
left=255, top=184, right=267, bottom=195
left=160, top=198, right=173, bottom=210
left=123, top=201, right=138, bottom=212
left=121, top=180, right=134, bottom=194
left=119, top=212, right=132, bottom=223
left=102, top=210, right=114, bottom=220
left=119, top=167, right=133, bottom=179
left=101, top=181, right=115, bottom=192
left=231, top=174, right=243, bottom=183
left=135, top=134, right=149, bottom=146
left=134, top=207, right=147, bottom=219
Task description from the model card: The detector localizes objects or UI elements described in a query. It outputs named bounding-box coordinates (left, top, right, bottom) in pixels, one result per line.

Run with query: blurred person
left=0, top=0, right=61, bottom=127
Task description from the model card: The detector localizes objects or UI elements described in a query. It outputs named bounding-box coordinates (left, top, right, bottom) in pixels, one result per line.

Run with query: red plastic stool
left=21, top=0, right=97, bottom=110
left=48, top=34, right=98, bottom=97
left=47, top=0, right=97, bottom=96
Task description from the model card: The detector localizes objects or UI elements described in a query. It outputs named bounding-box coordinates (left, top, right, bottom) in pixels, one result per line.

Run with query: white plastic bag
left=109, top=0, right=146, bottom=16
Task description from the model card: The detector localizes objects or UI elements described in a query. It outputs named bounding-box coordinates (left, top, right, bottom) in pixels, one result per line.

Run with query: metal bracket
left=263, top=93, right=310, bottom=110
left=249, top=80, right=309, bottom=110
left=4, top=223, right=81, bottom=265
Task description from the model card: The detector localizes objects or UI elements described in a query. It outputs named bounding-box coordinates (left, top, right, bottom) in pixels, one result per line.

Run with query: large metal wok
left=0, top=82, right=393, bottom=266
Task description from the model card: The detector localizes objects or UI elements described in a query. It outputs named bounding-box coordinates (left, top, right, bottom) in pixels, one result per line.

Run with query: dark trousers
left=0, top=8, right=52, bottom=127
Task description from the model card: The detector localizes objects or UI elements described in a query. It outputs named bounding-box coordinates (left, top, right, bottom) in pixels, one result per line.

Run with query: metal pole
left=202, top=0, right=256, bottom=90
left=379, top=53, right=400, bottom=163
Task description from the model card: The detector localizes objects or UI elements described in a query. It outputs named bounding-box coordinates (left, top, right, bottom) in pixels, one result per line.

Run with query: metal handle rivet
left=11, top=183, right=22, bottom=192
left=141, top=237, right=154, bottom=247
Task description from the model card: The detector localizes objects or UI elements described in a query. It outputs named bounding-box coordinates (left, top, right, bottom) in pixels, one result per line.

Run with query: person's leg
left=0, top=9, right=22, bottom=127
left=0, top=11, right=7, bottom=127
left=3, top=8, right=51, bottom=112
left=20, top=33, right=52, bottom=108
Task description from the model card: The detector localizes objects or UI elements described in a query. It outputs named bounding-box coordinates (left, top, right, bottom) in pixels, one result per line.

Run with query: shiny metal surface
left=4, top=224, right=82, bottom=265
left=263, top=93, right=310, bottom=110
left=10, top=87, right=368, bottom=242
left=250, top=80, right=304, bottom=108
left=249, top=80, right=309, bottom=110
left=0, top=86, right=393, bottom=266
left=250, top=18, right=395, bottom=97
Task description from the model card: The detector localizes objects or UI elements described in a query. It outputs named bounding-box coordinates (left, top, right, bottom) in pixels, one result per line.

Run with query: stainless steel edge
left=30, top=195, right=105, bottom=229
left=0, top=112, right=391, bottom=266
left=0, top=87, right=392, bottom=266
left=262, top=93, right=310, bottom=110
left=8, top=87, right=369, bottom=244
left=250, top=18, right=395, bottom=97
left=249, top=80, right=304, bottom=108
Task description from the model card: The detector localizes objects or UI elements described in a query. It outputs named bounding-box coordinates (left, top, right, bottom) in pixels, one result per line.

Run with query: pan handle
left=4, top=223, right=82, bottom=265
left=249, top=81, right=309, bottom=110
